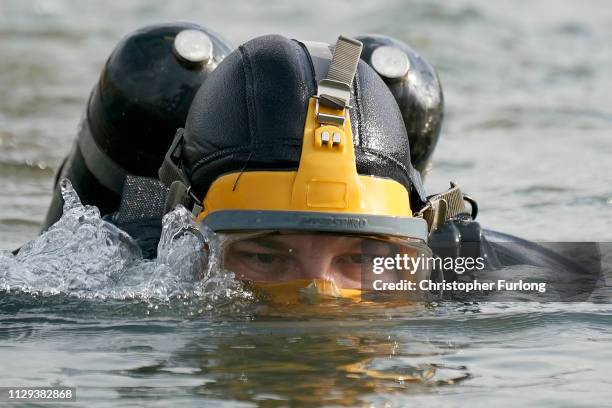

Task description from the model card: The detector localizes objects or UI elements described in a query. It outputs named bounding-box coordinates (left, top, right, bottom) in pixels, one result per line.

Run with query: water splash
left=0, top=179, right=252, bottom=315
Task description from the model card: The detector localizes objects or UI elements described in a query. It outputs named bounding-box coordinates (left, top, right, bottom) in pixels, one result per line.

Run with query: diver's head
left=159, top=34, right=440, bottom=304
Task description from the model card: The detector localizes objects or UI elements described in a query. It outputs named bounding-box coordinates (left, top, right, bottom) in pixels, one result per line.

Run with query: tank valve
left=173, top=29, right=214, bottom=65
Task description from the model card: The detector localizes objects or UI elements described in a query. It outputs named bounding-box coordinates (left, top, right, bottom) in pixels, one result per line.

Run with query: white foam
left=0, top=179, right=252, bottom=310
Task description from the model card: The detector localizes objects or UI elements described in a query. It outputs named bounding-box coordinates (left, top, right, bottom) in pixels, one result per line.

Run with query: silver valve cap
left=173, top=29, right=214, bottom=64
left=370, top=45, right=410, bottom=80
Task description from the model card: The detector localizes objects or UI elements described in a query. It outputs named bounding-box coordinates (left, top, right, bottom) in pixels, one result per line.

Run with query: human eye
left=330, top=253, right=376, bottom=284
left=237, top=250, right=284, bottom=265
left=337, top=253, right=378, bottom=265
left=226, top=246, right=294, bottom=281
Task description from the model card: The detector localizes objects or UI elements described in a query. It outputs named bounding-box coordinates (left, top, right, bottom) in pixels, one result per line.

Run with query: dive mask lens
left=213, top=231, right=432, bottom=304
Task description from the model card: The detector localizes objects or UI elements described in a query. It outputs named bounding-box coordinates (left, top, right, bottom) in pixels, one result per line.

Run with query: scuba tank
left=356, top=35, right=444, bottom=177
left=42, top=23, right=232, bottom=231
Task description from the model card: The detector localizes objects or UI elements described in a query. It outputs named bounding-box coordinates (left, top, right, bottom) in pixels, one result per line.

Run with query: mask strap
left=158, top=128, right=203, bottom=215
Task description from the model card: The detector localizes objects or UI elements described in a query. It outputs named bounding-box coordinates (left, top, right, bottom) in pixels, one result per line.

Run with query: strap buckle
left=415, top=181, right=476, bottom=233
left=317, top=79, right=352, bottom=111
left=314, top=96, right=348, bottom=126
left=415, top=199, right=448, bottom=234
left=166, top=180, right=203, bottom=216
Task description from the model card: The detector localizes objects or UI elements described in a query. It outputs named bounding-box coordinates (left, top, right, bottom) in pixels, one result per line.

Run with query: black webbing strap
left=158, top=129, right=186, bottom=187
left=158, top=129, right=202, bottom=215
left=78, top=117, right=129, bottom=195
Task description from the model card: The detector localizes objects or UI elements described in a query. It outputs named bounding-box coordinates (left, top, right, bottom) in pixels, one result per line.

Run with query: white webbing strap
left=316, top=36, right=363, bottom=123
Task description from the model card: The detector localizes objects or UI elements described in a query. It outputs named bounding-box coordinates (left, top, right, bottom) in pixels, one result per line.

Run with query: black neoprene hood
left=181, top=34, right=427, bottom=209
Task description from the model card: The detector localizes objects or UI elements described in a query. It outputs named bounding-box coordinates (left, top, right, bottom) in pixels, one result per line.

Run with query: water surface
left=1, top=1, right=611, bottom=407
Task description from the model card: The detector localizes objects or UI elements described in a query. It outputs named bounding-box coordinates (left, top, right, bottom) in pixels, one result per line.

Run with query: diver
left=38, top=23, right=601, bottom=304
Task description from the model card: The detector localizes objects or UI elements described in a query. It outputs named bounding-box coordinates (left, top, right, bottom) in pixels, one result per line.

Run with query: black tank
left=42, top=23, right=232, bottom=230
left=356, top=35, right=444, bottom=176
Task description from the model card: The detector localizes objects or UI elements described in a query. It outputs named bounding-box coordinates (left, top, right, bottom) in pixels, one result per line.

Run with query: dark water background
left=1, top=1, right=612, bottom=407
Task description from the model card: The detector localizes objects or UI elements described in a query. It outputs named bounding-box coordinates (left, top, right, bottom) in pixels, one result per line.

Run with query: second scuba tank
left=356, top=35, right=444, bottom=177
left=42, top=23, right=232, bottom=231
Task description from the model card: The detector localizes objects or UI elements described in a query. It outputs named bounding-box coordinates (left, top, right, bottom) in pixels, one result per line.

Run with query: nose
left=295, top=254, right=335, bottom=280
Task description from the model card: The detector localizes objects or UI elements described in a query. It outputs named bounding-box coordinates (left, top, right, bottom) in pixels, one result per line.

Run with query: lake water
left=1, top=0, right=611, bottom=407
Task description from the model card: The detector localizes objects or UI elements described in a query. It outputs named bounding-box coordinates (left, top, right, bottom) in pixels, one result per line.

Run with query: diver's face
left=223, top=234, right=405, bottom=289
